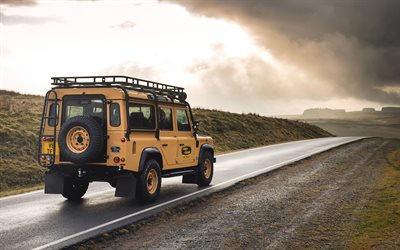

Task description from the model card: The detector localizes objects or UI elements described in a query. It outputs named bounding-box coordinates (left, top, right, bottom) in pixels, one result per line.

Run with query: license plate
left=43, top=141, right=55, bottom=154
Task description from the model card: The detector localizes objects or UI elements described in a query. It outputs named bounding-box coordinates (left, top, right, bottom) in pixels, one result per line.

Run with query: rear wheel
left=136, top=159, right=162, bottom=203
left=197, top=151, right=214, bottom=187
left=62, top=178, right=89, bottom=200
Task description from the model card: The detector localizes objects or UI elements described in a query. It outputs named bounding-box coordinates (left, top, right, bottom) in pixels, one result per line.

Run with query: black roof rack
left=51, top=75, right=186, bottom=100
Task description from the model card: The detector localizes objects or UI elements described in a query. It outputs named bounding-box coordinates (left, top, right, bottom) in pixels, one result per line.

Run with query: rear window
left=63, top=97, right=105, bottom=123
left=129, top=103, right=155, bottom=130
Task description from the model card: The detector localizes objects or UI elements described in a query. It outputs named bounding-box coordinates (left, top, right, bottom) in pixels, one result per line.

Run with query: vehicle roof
left=51, top=87, right=186, bottom=105
left=50, top=76, right=187, bottom=105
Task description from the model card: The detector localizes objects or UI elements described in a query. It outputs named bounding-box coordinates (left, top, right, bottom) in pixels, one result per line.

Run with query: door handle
left=179, top=144, right=184, bottom=146
left=162, top=144, right=168, bottom=147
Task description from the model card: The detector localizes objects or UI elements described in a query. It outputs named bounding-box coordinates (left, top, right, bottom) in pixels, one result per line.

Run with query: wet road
left=0, top=137, right=363, bottom=250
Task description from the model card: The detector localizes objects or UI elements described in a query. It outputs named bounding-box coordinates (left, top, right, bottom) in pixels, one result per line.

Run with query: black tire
left=197, top=151, right=214, bottom=187
left=136, top=159, right=162, bottom=203
left=62, top=178, right=89, bottom=200
left=58, top=116, right=104, bottom=164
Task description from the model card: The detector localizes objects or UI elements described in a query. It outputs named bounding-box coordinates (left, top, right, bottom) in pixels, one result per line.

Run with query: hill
left=0, top=90, right=332, bottom=194
left=193, top=109, right=332, bottom=153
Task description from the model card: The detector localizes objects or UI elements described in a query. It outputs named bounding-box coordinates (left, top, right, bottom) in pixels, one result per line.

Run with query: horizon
left=1, top=88, right=399, bottom=117
left=1, top=0, right=400, bottom=115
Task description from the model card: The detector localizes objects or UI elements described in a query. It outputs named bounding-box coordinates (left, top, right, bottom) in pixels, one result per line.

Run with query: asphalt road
left=0, top=137, right=363, bottom=250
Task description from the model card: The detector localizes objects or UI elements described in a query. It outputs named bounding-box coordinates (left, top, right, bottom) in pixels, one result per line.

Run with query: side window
left=110, top=103, right=121, bottom=127
left=159, top=107, right=173, bottom=131
left=129, top=103, right=155, bottom=130
left=176, top=109, right=191, bottom=131
left=48, top=104, right=59, bottom=127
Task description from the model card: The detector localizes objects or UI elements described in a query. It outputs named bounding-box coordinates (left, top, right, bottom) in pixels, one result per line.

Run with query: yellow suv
left=38, top=76, right=215, bottom=203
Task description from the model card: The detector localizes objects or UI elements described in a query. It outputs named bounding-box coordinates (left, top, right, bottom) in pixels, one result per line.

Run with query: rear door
left=61, top=94, right=107, bottom=162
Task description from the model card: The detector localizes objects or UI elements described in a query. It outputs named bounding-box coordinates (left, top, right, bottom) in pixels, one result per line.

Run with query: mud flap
left=115, top=174, right=136, bottom=198
left=44, top=171, right=65, bottom=194
left=182, top=173, right=197, bottom=184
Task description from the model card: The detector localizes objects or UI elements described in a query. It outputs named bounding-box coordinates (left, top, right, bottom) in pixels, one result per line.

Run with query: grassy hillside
left=193, top=109, right=332, bottom=153
left=0, top=90, right=44, bottom=193
left=0, top=90, right=332, bottom=193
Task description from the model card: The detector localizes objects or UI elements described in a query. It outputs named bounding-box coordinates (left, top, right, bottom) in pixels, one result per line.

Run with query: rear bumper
left=47, top=164, right=123, bottom=181
left=45, top=166, right=137, bottom=198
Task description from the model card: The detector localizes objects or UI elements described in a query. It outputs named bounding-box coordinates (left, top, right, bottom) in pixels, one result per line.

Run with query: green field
left=0, top=90, right=332, bottom=194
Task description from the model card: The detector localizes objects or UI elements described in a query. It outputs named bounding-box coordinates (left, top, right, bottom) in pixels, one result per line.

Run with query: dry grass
left=350, top=140, right=400, bottom=248
left=0, top=91, right=44, bottom=193
left=193, top=108, right=333, bottom=153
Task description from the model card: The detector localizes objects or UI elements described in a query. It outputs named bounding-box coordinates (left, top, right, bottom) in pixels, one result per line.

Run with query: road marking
left=0, top=137, right=353, bottom=202
left=0, top=190, right=43, bottom=201
left=33, top=137, right=363, bottom=250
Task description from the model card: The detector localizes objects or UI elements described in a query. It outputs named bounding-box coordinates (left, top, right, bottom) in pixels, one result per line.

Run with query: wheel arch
left=199, top=143, right=214, bottom=159
left=139, top=147, right=163, bottom=172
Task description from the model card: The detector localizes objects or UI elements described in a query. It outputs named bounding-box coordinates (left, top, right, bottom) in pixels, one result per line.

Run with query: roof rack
left=51, top=75, right=186, bottom=100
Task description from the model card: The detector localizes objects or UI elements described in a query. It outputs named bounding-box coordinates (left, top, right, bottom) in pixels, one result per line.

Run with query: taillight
left=121, top=138, right=126, bottom=142
left=40, top=155, right=53, bottom=162
left=113, top=156, right=120, bottom=163
left=120, top=157, right=125, bottom=162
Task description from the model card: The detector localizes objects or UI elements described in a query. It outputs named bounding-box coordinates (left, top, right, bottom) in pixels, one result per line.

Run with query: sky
left=1, top=0, right=399, bottom=115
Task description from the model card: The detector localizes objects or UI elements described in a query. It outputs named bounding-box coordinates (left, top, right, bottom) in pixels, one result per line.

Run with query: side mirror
left=193, top=121, right=199, bottom=133
left=194, top=121, right=199, bottom=129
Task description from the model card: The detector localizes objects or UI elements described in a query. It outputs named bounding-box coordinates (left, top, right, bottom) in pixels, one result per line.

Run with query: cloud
left=0, top=0, right=36, bottom=6
left=0, top=11, right=59, bottom=25
left=99, top=62, right=161, bottom=81
left=113, top=20, right=136, bottom=29
left=167, top=0, right=400, bottom=105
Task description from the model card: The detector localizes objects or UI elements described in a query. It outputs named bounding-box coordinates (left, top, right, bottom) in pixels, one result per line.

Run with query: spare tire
left=58, top=116, right=104, bottom=164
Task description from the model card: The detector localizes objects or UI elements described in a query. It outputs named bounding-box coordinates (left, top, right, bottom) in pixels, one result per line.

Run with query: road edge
left=33, top=137, right=367, bottom=250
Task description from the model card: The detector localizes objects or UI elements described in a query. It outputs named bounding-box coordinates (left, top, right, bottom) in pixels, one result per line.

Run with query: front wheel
left=136, top=159, right=162, bottom=203
left=197, top=151, right=214, bottom=187
left=62, top=178, right=89, bottom=200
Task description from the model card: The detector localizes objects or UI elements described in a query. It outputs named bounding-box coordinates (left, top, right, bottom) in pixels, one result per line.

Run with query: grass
left=0, top=90, right=332, bottom=195
left=350, top=141, right=400, bottom=248
left=0, top=91, right=44, bottom=193
left=192, top=109, right=332, bottom=153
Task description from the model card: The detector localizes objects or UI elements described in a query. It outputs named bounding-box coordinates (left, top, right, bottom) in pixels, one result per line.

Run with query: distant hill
left=0, top=90, right=332, bottom=193
left=280, top=106, right=400, bottom=139
left=382, top=107, right=400, bottom=113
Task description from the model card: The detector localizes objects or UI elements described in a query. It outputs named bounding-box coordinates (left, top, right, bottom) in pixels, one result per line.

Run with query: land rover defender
left=38, top=76, right=215, bottom=203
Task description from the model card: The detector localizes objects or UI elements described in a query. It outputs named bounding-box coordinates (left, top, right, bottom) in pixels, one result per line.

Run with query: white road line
left=0, top=138, right=335, bottom=202
left=0, top=189, right=43, bottom=201
left=32, top=137, right=362, bottom=250
left=215, top=137, right=325, bottom=157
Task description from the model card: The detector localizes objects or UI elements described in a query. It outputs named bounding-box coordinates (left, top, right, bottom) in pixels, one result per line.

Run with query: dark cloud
left=0, top=0, right=36, bottom=6
left=167, top=0, right=400, bottom=105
